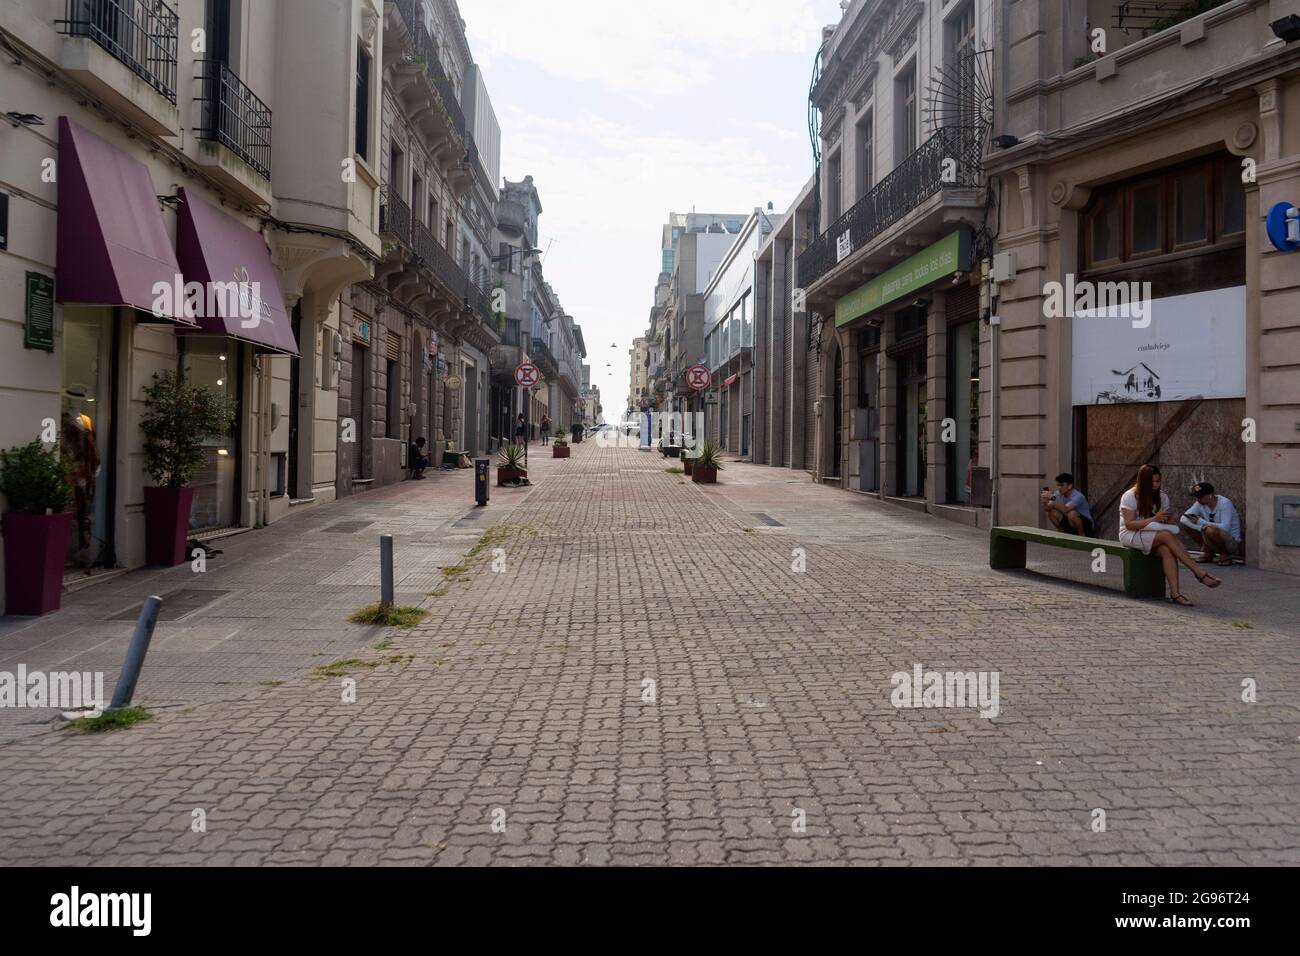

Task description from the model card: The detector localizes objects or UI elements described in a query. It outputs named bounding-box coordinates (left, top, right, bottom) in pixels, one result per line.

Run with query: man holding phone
left=1180, top=481, right=1241, bottom=566
left=1041, top=472, right=1094, bottom=537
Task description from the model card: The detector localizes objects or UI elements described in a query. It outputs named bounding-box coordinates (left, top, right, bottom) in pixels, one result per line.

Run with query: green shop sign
left=24, top=271, right=55, bottom=352
left=835, top=230, right=973, bottom=328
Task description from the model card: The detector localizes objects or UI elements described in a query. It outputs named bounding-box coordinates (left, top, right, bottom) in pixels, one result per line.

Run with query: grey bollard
left=109, top=595, right=162, bottom=711
left=380, top=534, right=395, bottom=608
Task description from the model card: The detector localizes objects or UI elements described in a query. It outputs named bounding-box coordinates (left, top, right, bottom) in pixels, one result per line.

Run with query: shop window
left=385, top=357, right=400, bottom=438
left=181, top=338, right=240, bottom=532
left=946, top=321, right=981, bottom=504
left=1084, top=154, right=1245, bottom=270
left=1128, top=180, right=1164, bottom=257
left=1218, top=155, right=1246, bottom=238
left=1088, top=194, right=1121, bottom=266
left=1174, top=168, right=1209, bottom=248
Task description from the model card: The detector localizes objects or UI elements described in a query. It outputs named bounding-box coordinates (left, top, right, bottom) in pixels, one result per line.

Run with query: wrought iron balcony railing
left=404, top=14, right=468, bottom=143
left=798, top=126, right=980, bottom=289
left=391, top=0, right=419, bottom=37
left=379, top=185, right=412, bottom=247
left=195, top=59, right=272, bottom=179
left=58, top=0, right=180, bottom=103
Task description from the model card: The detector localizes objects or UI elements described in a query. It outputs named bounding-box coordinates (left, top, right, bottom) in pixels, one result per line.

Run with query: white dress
left=1118, top=489, right=1177, bottom=554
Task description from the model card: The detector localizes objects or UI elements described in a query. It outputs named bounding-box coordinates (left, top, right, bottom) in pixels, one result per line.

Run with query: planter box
left=497, top=466, right=528, bottom=486
left=692, top=466, right=718, bottom=484
left=2, top=511, right=73, bottom=616
left=144, top=486, right=195, bottom=567
left=553, top=446, right=571, bottom=459
left=682, top=458, right=694, bottom=476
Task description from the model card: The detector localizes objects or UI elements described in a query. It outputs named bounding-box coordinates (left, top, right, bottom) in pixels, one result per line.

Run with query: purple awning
left=175, top=188, right=297, bottom=355
left=55, top=117, right=189, bottom=321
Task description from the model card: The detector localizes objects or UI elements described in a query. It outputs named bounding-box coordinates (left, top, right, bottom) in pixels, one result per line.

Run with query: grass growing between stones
left=311, top=655, right=414, bottom=679
left=349, top=604, right=429, bottom=628
left=65, top=706, right=153, bottom=734
left=665, top=467, right=684, bottom=475
left=439, top=525, right=539, bottom=584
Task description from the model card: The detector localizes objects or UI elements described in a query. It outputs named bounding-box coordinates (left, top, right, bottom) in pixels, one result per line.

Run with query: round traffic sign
left=515, top=363, right=540, bottom=388
left=686, top=364, right=711, bottom=391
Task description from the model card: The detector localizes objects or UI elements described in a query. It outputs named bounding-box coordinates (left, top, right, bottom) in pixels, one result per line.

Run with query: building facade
left=0, top=0, right=380, bottom=612
left=986, top=0, right=1300, bottom=573
left=801, top=0, right=994, bottom=528
left=702, top=211, right=776, bottom=456
left=753, top=178, right=820, bottom=472
left=350, top=0, right=500, bottom=492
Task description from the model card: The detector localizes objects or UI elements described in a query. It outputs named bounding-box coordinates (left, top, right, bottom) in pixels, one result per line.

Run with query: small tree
left=0, top=440, right=72, bottom=515
left=139, top=371, right=235, bottom=488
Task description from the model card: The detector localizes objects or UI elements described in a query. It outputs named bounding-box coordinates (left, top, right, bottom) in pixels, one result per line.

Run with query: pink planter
left=2, top=511, right=73, bottom=616
left=144, top=486, right=194, bottom=567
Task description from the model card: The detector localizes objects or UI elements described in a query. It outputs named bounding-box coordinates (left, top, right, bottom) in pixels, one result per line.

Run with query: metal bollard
left=109, top=595, right=162, bottom=712
left=380, top=534, right=395, bottom=609
left=475, top=458, right=490, bottom=507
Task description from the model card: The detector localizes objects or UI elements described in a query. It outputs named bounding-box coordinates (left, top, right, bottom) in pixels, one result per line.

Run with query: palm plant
left=695, top=440, right=724, bottom=471
left=497, top=444, right=526, bottom=470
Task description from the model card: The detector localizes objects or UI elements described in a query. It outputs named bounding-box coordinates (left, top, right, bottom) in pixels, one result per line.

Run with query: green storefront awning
left=835, top=230, right=973, bottom=328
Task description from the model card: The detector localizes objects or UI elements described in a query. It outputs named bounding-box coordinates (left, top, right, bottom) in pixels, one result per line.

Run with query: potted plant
left=497, top=443, right=528, bottom=486
left=570, top=422, right=585, bottom=444
left=139, top=371, right=234, bottom=567
left=552, top=437, right=570, bottom=459
left=1, top=440, right=73, bottom=616
left=691, top=440, right=724, bottom=484
left=682, top=451, right=694, bottom=476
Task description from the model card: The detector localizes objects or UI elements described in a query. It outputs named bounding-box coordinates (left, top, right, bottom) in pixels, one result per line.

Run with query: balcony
left=531, top=337, right=559, bottom=378
left=379, top=185, right=412, bottom=248
left=57, top=0, right=180, bottom=136
left=194, top=59, right=272, bottom=204
left=798, top=126, right=981, bottom=294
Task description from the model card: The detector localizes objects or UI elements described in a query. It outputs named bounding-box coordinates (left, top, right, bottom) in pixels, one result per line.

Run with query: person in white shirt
left=1119, top=464, right=1222, bottom=606
left=1180, top=481, right=1241, bottom=567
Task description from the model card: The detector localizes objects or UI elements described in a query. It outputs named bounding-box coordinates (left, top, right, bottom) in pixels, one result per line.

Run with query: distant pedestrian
left=514, top=413, right=528, bottom=445
left=540, top=415, right=552, bottom=444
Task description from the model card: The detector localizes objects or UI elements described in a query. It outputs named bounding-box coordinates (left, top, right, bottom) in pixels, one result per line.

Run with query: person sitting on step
left=1180, top=481, right=1241, bottom=568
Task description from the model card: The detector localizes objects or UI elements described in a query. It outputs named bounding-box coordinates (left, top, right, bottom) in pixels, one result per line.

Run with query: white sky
left=460, top=0, right=847, bottom=414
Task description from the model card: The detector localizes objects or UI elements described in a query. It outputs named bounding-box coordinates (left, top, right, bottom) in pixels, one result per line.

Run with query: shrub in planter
left=552, top=437, right=571, bottom=459
left=497, top=444, right=529, bottom=485
left=691, top=440, right=724, bottom=484
left=140, top=372, right=234, bottom=567
left=1, top=440, right=74, bottom=615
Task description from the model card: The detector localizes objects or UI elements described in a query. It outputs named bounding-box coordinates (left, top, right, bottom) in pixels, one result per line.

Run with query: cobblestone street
left=0, top=441, right=1297, bottom=866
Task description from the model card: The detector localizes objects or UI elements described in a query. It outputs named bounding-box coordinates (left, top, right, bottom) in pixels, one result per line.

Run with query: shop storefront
left=832, top=230, right=977, bottom=513
left=53, top=118, right=200, bottom=571
left=173, top=186, right=298, bottom=531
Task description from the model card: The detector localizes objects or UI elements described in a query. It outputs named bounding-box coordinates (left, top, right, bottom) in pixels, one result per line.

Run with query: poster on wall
left=1071, top=286, right=1247, bottom=406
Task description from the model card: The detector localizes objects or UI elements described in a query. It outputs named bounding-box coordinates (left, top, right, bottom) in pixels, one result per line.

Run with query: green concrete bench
left=989, top=526, right=1166, bottom=599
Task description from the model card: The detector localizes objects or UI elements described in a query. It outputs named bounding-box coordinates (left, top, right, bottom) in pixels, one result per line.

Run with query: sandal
left=1215, top=557, right=1233, bottom=567
left=1168, top=594, right=1194, bottom=606
left=1198, top=573, right=1222, bottom=589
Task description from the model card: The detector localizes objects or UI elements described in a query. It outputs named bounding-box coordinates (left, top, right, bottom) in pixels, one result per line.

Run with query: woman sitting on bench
left=1119, top=464, right=1222, bottom=606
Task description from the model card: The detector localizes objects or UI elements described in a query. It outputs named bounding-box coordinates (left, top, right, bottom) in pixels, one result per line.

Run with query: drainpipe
left=988, top=281, right=1001, bottom=529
